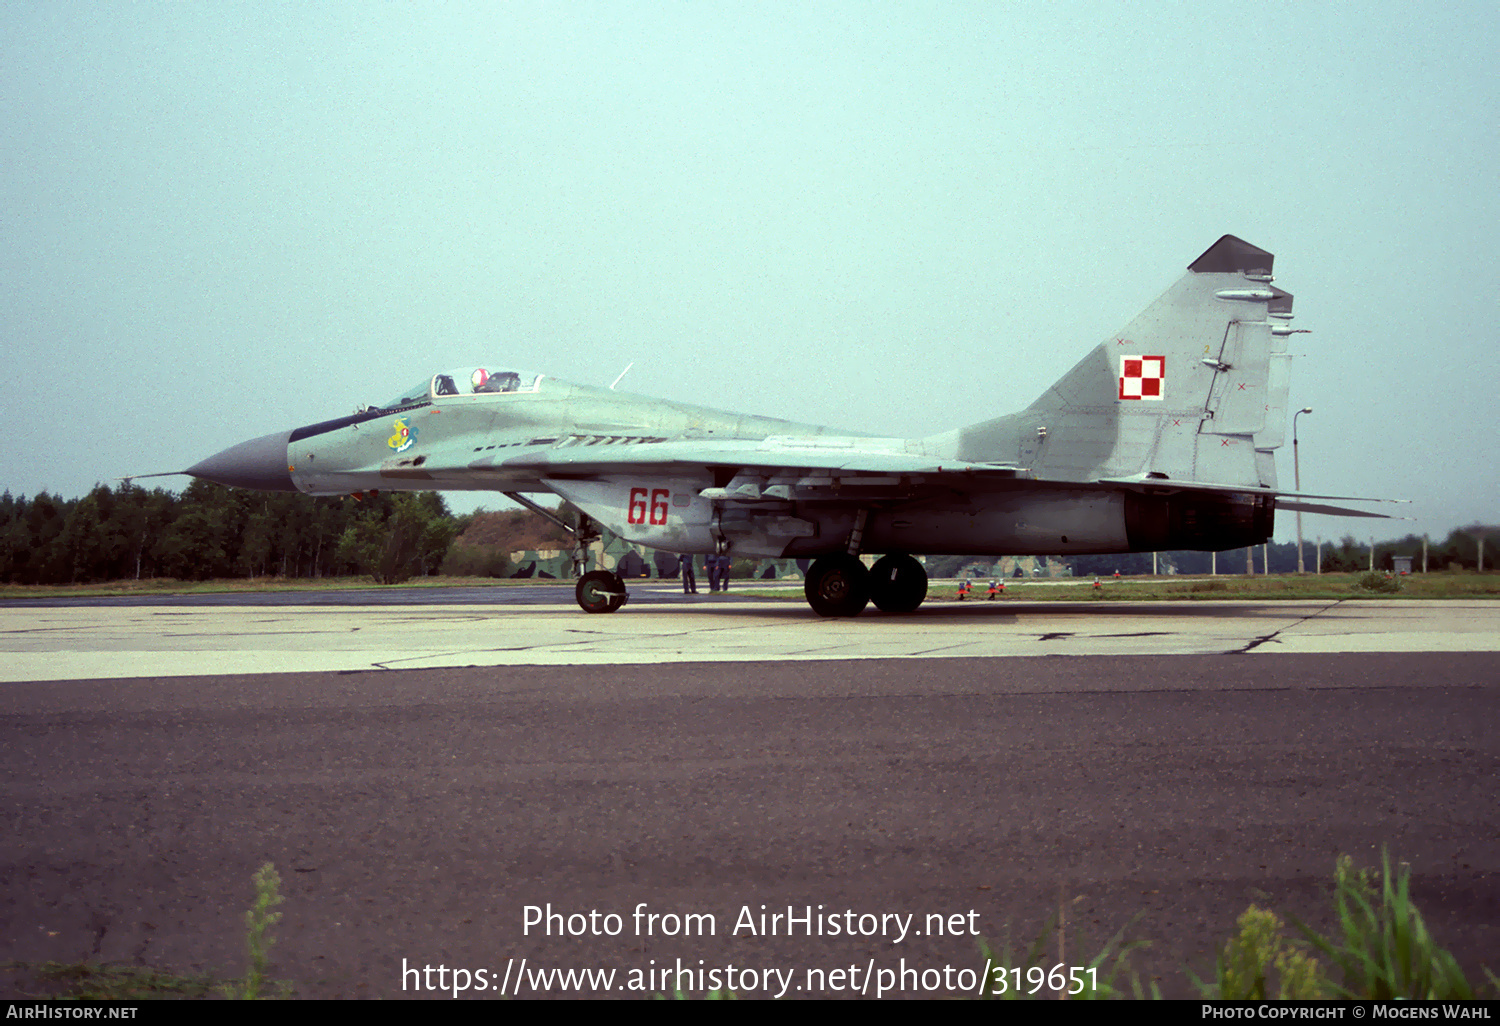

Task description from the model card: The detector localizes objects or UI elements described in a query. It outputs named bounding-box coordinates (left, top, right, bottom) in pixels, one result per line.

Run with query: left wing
left=478, top=436, right=1025, bottom=478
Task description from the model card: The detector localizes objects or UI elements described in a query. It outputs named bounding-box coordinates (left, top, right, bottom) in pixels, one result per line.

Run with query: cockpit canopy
left=377, top=367, right=543, bottom=410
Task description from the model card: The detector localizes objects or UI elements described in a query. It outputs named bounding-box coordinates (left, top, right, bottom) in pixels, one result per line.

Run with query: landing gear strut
left=575, top=569, right=628, bottom=614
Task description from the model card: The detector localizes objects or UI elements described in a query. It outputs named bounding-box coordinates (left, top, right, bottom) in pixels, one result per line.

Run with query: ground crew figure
left=986, top=579, right=998, bottom=600
left=718, top=553, right=731, bottom=592
left=706, top=554, right=721, bottom=592
left=679, top=553, right=697, bottom=594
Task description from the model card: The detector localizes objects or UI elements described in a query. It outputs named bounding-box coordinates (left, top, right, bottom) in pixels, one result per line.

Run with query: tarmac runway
left=2, top=589, right=1497, bottom=681
left=1, top=590, right=1497, bottom=999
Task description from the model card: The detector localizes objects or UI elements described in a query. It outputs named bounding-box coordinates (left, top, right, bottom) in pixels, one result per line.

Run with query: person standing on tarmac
left=679, top=553, right=698, bottom=594
left=718, top=553, right=731, bottom=592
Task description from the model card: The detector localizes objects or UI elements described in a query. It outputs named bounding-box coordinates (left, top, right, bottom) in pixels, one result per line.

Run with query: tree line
left=0, top=481, right=455, bottom=585
left=0, top=481, right=1491, bottom=586
left=1067, top=529, right=1494, bottom=577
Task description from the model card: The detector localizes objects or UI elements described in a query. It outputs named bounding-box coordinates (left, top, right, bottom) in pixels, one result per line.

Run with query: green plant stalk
left=237, top=862, right=285, bottom=1000
left=1292, top=851, right=1477, bottom=1000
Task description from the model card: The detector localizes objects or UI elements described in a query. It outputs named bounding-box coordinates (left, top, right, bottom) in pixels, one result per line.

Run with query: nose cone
left=186, top=430, right=296, bottom=491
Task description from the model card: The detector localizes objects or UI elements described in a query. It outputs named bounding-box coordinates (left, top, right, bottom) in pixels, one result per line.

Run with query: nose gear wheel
left=576, top=570, right=627, bottom=613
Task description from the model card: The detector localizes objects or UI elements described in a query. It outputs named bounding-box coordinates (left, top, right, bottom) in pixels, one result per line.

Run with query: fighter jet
left=181, top=235, right=1390, bottom=616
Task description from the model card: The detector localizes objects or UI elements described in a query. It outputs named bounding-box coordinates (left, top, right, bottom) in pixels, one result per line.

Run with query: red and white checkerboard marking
left=1118, top=355, right=1165, bottom=401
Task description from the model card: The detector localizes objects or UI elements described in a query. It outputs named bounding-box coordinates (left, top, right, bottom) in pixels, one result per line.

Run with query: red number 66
left=627, top=486, right=671, bottom=526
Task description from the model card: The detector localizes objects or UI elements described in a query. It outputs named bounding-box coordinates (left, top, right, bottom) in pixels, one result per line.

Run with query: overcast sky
left=3, top=1, right=1495, bottom=544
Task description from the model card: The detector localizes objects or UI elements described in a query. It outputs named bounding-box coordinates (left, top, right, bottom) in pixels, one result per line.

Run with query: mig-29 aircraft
left=179, top=235, right=1389, bottom=616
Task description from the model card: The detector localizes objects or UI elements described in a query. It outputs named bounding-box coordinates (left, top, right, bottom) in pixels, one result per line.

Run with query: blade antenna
left=609, top=362, right=634, bottom=391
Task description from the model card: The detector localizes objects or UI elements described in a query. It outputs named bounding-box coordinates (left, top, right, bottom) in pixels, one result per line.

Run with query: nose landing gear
left=575, top=570, right=628, bottom=613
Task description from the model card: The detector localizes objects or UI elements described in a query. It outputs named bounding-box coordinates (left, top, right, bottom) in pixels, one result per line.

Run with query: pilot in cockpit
left=470, top=368, right=522, bottom=393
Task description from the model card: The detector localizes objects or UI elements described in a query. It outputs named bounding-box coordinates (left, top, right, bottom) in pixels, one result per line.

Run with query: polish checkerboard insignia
left=1118, top=355, right=1165, bottom=401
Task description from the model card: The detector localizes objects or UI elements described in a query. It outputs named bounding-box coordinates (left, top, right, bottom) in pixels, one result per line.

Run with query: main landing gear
left=573, top=553, right=929, bottom=616
left=575, top=569, right=628, bottom=613
left=803, top=552, right=928, bottom=617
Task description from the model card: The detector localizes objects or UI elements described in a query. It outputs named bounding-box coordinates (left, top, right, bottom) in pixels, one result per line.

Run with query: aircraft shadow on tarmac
left=617, top=597, right=1368, bottom=623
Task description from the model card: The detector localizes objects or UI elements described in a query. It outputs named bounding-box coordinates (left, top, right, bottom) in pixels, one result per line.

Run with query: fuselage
left=187, top=364, right=1270, bottom=561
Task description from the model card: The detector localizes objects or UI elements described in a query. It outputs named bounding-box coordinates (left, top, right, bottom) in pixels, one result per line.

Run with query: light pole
left=1293, top=407, right=1313, bottom=573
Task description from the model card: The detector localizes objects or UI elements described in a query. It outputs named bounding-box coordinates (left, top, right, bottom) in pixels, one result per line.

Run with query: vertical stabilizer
left=936, top=235, right=1293, bottom=489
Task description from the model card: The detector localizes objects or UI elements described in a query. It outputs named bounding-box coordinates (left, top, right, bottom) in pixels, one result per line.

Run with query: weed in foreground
left=1292, top=851, right=1482, bottom=1000
left=1189, top=904, right=1327, bottom=999
left=1, top=863, right=290, bottom=1000
left=228, top=861, right=292, bottom=999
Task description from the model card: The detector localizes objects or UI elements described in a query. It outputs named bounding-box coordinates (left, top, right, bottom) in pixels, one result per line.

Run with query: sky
left=3, top=1, right=1495, bottom=545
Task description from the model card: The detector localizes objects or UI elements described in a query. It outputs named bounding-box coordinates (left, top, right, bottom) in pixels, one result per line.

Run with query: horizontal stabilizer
left=1097, top=475, right=1404, bottom=504
left=1276, top=500, right=1398, bottom=520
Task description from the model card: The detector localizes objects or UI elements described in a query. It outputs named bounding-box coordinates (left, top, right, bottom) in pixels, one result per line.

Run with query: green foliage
left=3, top=863, right=293, bottom=1001
left=1070, top=552, right=1157, bottom=576
left=5, top=960, right=217, bottom=999
left=230, top=862, right=290, bottom=1000
left=1193, top=852, right=1488, bottom=1001
left=1427, top=525, right=1498, bottom=571
left=440, top=542, right=515, bottom=577
left=1191, top=905, right=1327, bottom=999
left=1354, top=570, right=1402, bottom=593
left=0, top=482, right=463, bottom=585
left=922, top=554, right=970, bottom=578
left=1293, top=853, right=1479, bottom=1000
left=372, top=493, right=457, bottom=584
